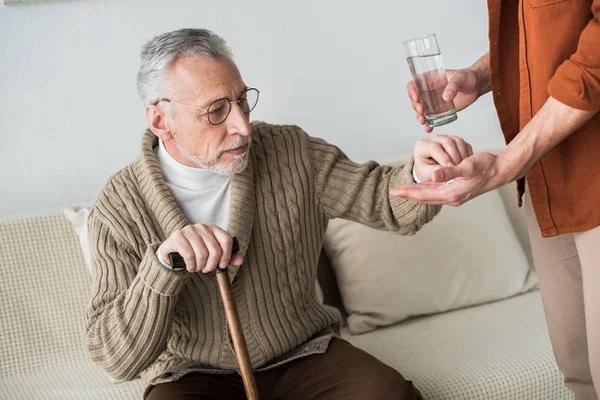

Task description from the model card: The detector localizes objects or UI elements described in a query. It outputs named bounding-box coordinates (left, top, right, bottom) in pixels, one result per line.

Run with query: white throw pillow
left=64, top=206, right=92, bottom=274
left=323, top=189, right=537, bottom=335
left=64, top=206, right=124, bottom=384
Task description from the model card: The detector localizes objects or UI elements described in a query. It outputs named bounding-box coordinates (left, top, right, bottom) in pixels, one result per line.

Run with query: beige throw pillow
left=323, top=189, right=537, bottom=335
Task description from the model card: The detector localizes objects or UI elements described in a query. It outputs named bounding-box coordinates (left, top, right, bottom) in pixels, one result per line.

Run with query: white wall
left=0, top=0, right=505, bottom=215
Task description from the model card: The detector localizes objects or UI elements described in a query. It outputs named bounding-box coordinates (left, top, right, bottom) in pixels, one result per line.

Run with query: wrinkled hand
left=158, top=224, right=244, bottom=273
left=392, top=152, right=502, bottom=206
left=408, top=68, right=481, bottom=133
left=413, top=134, right=473, bottom=182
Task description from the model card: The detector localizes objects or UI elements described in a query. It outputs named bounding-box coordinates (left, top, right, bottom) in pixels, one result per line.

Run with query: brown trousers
left=525, top=190, right=600, bottom=400
left=146, top=338, right=422, bottom=400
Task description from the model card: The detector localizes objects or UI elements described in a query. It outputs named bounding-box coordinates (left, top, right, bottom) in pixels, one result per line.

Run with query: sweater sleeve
left=547, top=0, right=600, bottom=111
left=306, top=133, right=440, bottom=235
left=84, top=213, right=190, bottom=381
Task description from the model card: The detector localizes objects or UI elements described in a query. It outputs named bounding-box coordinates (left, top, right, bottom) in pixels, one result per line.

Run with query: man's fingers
left=431, top=166, right=460, bottom=182
left=162, top=224, right=243, bottom=273
left=209, top=225, right=235, bottom=269
left=158, top=244, right=173, bottom=265
left=432, top=158, right=478, bottom=183
left=199, top=232, right=222, bottom=274
left=412, top=101, right=424, bottom=114
left=158, top=231, right=194, bottom=268
left=183, top=227, right=210, bottom=272
left=415, top=117, right=433, bottom=131
left=171, top=232, right=200, bottom=272
left=393, top=152, right=494, bottom=206
left=390, top=182, right=466, bottom=206
left=407, top=81, right=420, bottom=103
left=390, top=183, right=450, bottom=203
left=439, top=137, right=463, bottom=165
left=421, top=135, right=464, bottom=165
left=420, top=141, right=453, bottom=167
left=408, top=84, right=427, bottom=121
left=420, top=135, right=474, bottom=166
left=230, top=254, right=244, bottom=267
left=408, top=81, right=430, bottom=130
left=443, top=71, right=467, bottom=102
left=443, top=82, right=459, bottom=102
left=450, top=136, right=471, bottom=161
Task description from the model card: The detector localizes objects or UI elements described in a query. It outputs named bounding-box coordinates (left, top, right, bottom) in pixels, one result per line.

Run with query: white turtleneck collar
left=156, top=139, right=231, bottom=192
left=154, top=140, right=231, bottom=231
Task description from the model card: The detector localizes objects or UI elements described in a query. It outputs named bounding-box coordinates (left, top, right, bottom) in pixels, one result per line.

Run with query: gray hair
left=137, top=28, right=233, bottom=105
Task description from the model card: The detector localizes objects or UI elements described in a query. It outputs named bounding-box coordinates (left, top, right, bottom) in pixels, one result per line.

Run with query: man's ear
left=145, top=104, right=173, bottom=142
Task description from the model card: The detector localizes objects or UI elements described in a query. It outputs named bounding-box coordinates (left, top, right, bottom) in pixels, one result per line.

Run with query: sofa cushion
left=324, top=189, right=537, bottom=334
left=0, top=211, right=91, bottom=377
left=0, top=358, right=143, bottom=400
left=0, top=211, right=143, bottom=396
left=341, top=290, right=571, bottom=400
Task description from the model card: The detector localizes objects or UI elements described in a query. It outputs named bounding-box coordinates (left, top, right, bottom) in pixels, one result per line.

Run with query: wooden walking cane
left=169, top=237, right=260, bottom=400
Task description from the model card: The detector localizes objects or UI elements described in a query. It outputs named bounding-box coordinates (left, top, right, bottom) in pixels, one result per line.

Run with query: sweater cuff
left=137, top=242, right=191, bottom=296
left=389, top=157, right=441, bottom=229
left=389, top=157, right=421, bottom=219
left=391, top=156, right=418, bottom=188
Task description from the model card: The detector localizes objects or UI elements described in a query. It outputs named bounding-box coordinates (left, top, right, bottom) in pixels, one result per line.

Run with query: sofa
left=0, top=156, right=574, bottom=400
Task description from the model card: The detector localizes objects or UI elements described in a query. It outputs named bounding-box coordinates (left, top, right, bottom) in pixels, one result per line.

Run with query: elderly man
left=396, top=1, right=600, bottom=398
left=85, top=28, right=472, bottom=400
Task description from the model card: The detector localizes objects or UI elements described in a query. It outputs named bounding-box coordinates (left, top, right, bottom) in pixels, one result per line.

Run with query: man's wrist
left=493, top=149, right=524, bottom=187
left=469, top=53, right=491, bottom=97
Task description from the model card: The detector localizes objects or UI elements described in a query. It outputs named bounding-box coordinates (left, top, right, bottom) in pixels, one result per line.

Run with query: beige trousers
left=525, top=190, right=600, bottom=400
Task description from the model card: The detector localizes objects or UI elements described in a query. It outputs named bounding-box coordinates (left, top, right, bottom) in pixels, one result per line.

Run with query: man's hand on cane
left=158, top=224, right=244, bottom=273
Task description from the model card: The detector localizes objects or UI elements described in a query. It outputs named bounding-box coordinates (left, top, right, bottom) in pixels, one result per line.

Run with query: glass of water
left=403, top=33, right=457, bottom=128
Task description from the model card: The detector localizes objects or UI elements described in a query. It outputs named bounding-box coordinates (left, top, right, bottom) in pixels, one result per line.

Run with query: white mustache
left=220, top=139, right=250, bottom=155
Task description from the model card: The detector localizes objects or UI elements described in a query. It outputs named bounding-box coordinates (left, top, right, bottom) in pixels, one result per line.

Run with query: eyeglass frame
left=153, top=87, right=260, bottom=125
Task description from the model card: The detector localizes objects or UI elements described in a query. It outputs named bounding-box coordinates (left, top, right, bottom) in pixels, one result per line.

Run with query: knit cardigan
left=85, top=122, right=440, bottom=395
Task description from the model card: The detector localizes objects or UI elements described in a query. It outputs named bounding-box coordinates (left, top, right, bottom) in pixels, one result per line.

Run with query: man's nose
left=226, top=103, right=252, bottom=137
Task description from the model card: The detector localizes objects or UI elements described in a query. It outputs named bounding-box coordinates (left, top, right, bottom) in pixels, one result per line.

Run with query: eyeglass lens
left=207, top=88, right=259, bottom=125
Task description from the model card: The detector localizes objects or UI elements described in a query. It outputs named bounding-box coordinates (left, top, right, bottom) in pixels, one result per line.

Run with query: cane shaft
left=167, top=238, right=257, bottom=399
left=216, top=271, right=260, bottom=400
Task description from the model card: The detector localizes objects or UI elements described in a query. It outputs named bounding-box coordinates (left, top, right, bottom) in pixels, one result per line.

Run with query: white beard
left=175, top=140, right=250, bottom=176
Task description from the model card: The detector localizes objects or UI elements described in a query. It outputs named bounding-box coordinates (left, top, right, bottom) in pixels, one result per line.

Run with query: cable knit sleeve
left=304, top=130, right=440, bottom=235
left=84, top=211, right=190, bottom=381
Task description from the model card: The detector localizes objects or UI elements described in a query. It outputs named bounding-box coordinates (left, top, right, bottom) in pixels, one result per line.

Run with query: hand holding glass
left=403, top=34, right=457, bottom=128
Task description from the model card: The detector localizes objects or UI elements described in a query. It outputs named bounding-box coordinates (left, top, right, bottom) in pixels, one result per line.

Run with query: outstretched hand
left=393, top=152, right=503, bottom=206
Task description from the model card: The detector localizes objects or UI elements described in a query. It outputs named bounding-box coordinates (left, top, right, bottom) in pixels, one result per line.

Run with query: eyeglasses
left=154, top=87, right=260, bottom=125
